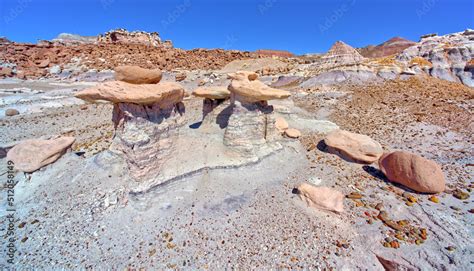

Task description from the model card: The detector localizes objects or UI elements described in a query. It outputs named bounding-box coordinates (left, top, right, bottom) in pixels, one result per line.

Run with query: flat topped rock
left=75, top=81, right=184, bottom=105
left=7, top=137, right=75, bottom=173
left=115, top=65, right=162, bottom=84
left=192, top=86, right=230, bottom=100
left=296, top=183, right=344, bottom=213
left=228, top=71, right=291, bottom=103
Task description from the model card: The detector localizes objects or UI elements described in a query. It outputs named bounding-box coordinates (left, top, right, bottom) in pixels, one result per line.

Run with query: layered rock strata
left=75, top=70, right=185, bottom=180
left=224, top=71, right=291, bottom=155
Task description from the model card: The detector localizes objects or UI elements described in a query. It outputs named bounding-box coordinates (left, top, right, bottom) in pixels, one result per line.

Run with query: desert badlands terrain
left=0, top=29, right=473, bottom=269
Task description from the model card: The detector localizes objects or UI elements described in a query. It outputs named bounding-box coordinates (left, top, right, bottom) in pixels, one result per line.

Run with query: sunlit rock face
left=110, top=102, right=185, bottom=181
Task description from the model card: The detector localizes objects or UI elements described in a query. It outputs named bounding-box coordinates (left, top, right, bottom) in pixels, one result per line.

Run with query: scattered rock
left=295, top=183, right=344, bottom=213
left=5, top=108, right=20, bottom=116
left=0, top=67, right=13, bottom=77
left=284, top=128, right=301, bottom=138
left=452, top=189, right=470, bottom=200
left=275, top=117, right=288, bottom=133
left=324, top=129, right=383, bottom=163
left=114, top=65, right=162, bottom=84
left=7, top=137, right=75, bottom=172
left=175, top=72, right=186, bottom=82
left=378, top=151, right=446, bottom=193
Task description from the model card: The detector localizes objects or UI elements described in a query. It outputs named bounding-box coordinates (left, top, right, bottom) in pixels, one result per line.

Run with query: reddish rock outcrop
left=358, top=37, right=416, bottom=58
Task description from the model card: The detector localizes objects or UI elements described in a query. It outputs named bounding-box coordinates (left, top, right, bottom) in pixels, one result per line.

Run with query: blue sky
left=0, top=0, right=473, bottom=54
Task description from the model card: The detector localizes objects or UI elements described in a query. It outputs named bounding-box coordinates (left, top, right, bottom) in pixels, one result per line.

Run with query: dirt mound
left=220, top=57, right=289, bottom=74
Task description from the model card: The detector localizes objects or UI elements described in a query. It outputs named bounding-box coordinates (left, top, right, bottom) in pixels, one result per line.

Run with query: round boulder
left=378, top=151, right=446, bottom=193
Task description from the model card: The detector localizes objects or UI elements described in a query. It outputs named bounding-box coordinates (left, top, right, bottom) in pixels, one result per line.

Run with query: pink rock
left=275, top=117, right=288, bottom=133
left=285, top=128, right=301, bottom=138
left=7, top=137, right=75, bottom=172
left=324, top=129, right=383, bottom=163
left=296, top=183, right=344, bottom=213
left=115, top=65, right=162, bottom=84
left=378, top=151, right=446, bottom=193
left=74, top=81, right=184, bottom=105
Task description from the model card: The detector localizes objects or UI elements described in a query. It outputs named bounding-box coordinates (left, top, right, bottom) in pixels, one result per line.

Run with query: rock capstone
left=114, top=65, right=162, bottom=84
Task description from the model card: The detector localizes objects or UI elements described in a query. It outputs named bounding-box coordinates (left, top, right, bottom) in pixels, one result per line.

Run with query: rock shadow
left=216, top=104, right=233, bottom=129
left=362, top=165, right=416, bottom=193
left=316, top=139, right=366, bottom=164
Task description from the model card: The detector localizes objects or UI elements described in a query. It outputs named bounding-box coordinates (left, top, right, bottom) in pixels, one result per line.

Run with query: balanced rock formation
left=227, top=71, right=290, bottom=103
left=75, top=72, right=185, bottom=181
left=378, top=151, right=446, bottom=193
left=324, top=130, right=383, bottom=163
left=296, top=183, right=344, bottom=213
left=224, top=71, right=291, bottom=155
left=7, top=137, right=75, bottom=172
left=115, top=65, right=162, bottom=84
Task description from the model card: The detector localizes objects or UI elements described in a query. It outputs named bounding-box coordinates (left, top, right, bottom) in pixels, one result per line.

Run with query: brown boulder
left=324, top=129, right=383, bottom=163
left=74, top=81, right=184, bottom=105
left=37, top=59, right=50, bottom=68
left=296, top=183, right=344, bottom=213
left=115, top=65, right=162, bottom=84
left=0, top=67, right=13, bottom=77
left=378, top=151, right=446, bottom=193
left=7, top=137, right=75, bottom=172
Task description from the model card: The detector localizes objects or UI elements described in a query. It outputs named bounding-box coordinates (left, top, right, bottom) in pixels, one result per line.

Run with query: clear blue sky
left=0, top=0, right=473, bottom=54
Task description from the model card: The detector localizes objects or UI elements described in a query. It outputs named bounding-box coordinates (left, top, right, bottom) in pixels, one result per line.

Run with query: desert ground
left=0, top=29, right=473, bottom=269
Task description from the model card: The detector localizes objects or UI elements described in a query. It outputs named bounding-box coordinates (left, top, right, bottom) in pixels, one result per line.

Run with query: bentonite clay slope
left=358, top=37, right=416, bottom=58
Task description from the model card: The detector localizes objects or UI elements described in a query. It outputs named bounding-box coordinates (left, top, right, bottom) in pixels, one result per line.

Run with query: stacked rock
left=75, top=65, right=185, bottom=181
left=224, top=71, right=291, bottom=155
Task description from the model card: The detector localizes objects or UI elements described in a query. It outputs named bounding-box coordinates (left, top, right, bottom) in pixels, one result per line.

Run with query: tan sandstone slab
left=7, top=137, right=75, bottom=173
left=74, top=81, right=184, bottom=105
left=285, top=128, right=301, bottom=138
left=297, top=183, right=344, bottom=213
left=115, top=65, right=162, bottom=84
left=275, top=117, right=289, bottom=132
left=379, top=151, right=446, bottom=193
left=228, top=71, right=291, bottom=103
left=192, top=86, right=231, bottom=100
left=324, top=129, right=383, bottom=163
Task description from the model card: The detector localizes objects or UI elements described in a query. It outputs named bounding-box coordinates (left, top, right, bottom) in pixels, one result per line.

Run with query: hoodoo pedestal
left=74, top=66, right=185, bottom=181
left=224, top=71, right=291, bottom=156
